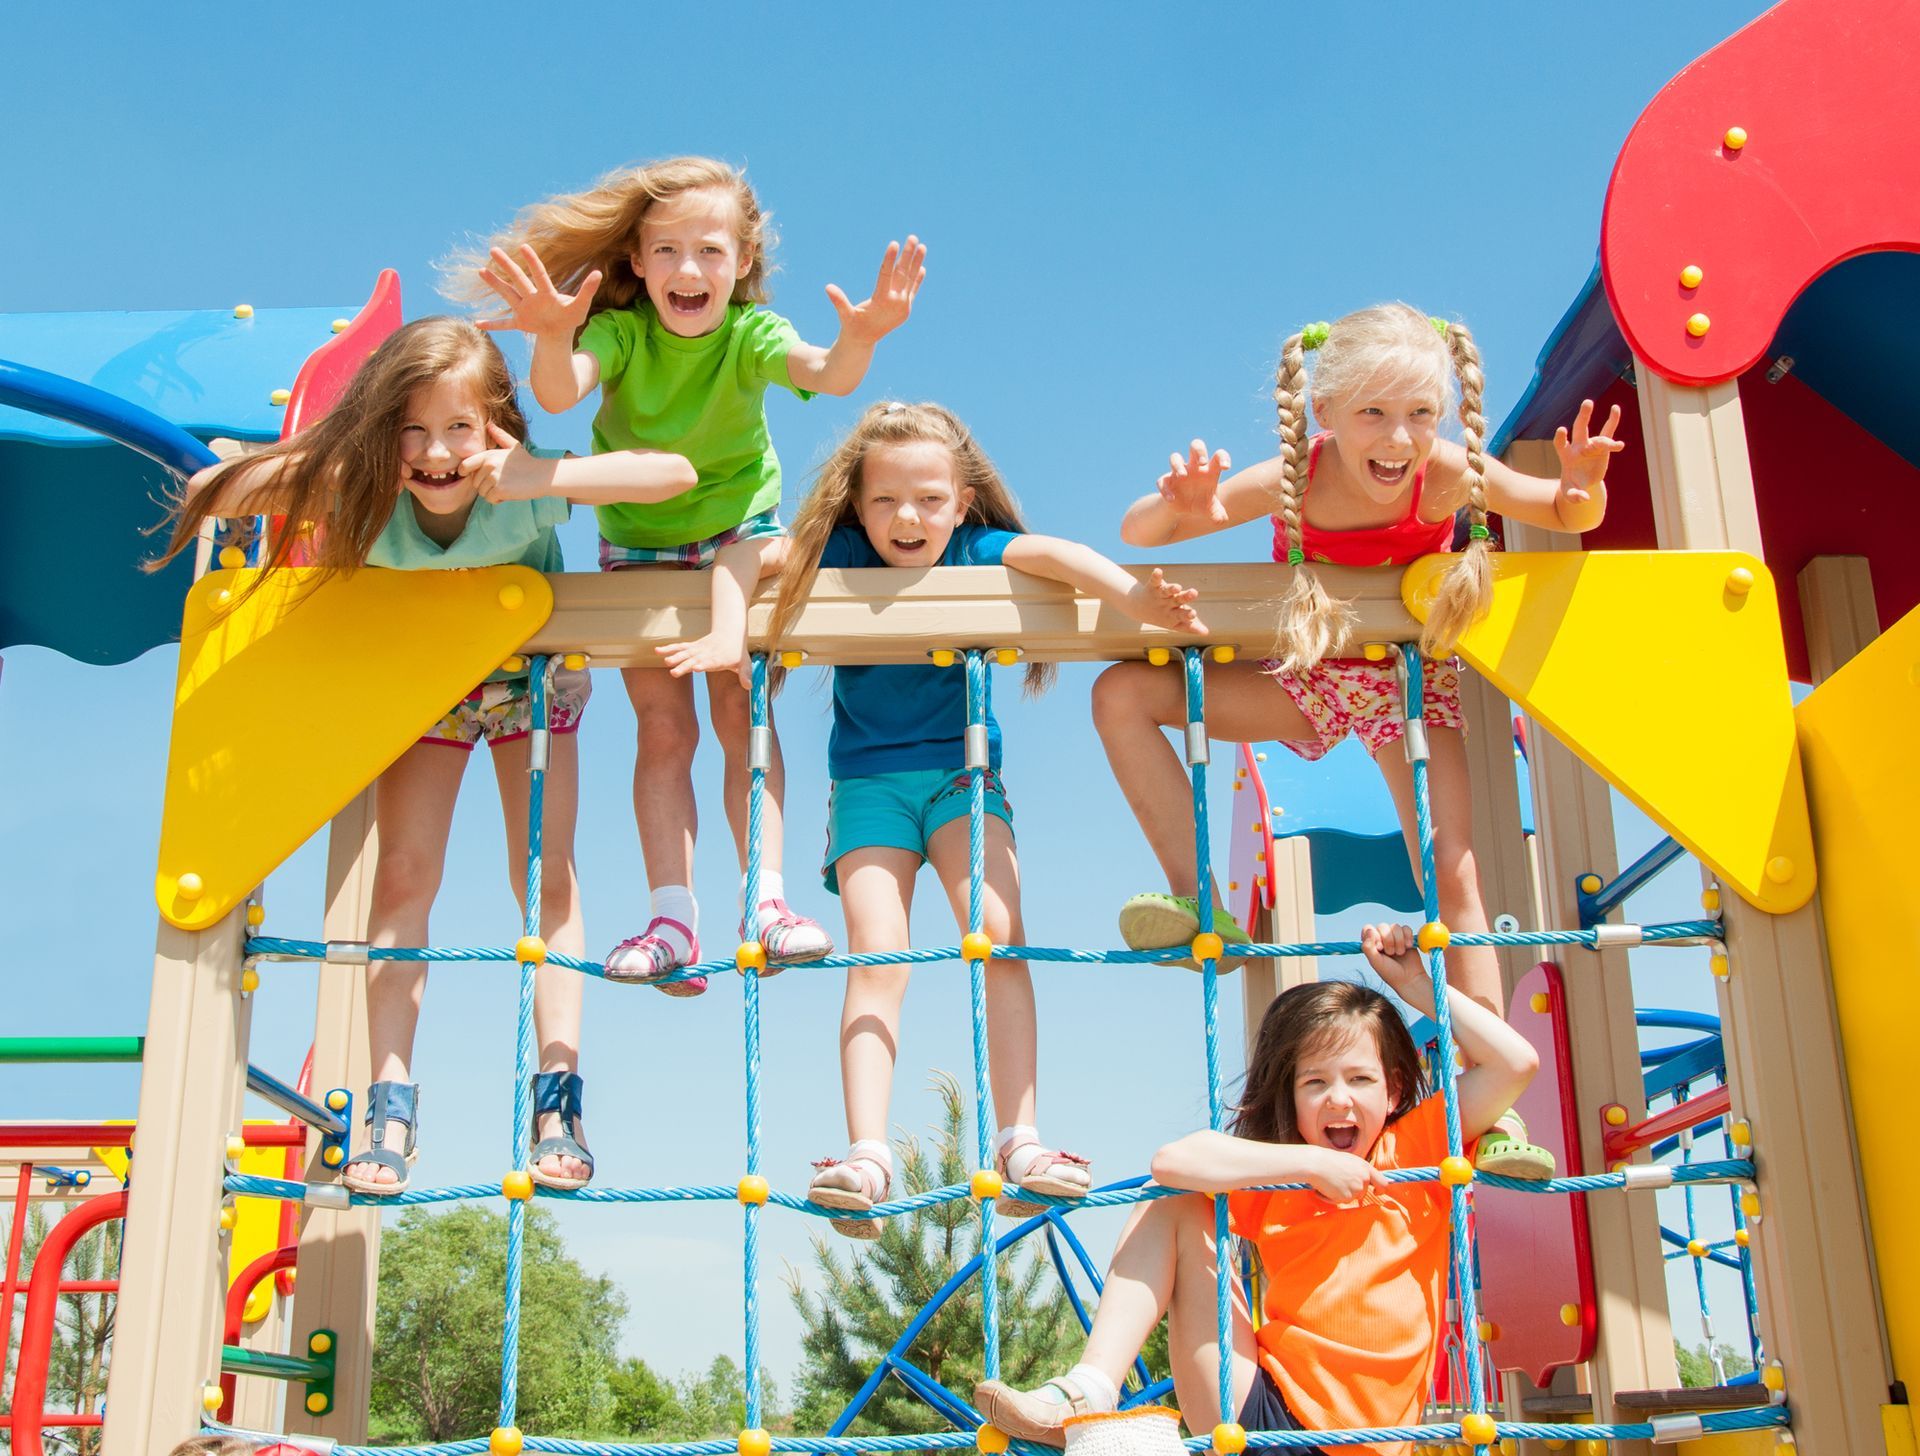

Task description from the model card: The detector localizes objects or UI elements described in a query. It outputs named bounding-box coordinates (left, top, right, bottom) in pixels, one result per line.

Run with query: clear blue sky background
left=1, top=2, right=1773, bottom=1401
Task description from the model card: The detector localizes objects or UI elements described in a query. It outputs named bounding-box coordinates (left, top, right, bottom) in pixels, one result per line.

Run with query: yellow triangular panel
left=93, top=1128, right=132, bottom=1184
left=1796, top=603, right=1920, bottom=1380
left=1402, top=551, right=1815, bottom=914
left=157, top=566, right=553, bottom=929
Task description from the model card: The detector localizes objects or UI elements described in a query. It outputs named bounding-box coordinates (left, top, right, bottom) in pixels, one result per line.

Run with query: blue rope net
left=215, top=646, right=1785, bottom=1456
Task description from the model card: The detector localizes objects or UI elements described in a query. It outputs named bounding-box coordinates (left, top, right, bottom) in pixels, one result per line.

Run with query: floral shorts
left=1256, top=655, right=1464, bottom=761
left=420, top=666, right=592, bottom=751
left=598, top=510, right=785, bottom=571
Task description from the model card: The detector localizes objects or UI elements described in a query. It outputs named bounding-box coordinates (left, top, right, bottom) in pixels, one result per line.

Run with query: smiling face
left=1318, top=384, right=1444, bottom=507
left=630, top=187, right=752, bottom=338
left=397, top=371, right=490, bottom=533
left=1290, top=1021, right=1396, bottom=1160
left=853, top=440, right=975, bottom=566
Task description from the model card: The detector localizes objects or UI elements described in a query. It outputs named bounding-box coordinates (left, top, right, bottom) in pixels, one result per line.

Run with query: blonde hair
left=443, top=156, right=773, bottom=319
left=772, top=401, right=1055, bottom=696
left=151, top=317, right=529, bottom=587
left=1268, top=302, right=1493, bottom=671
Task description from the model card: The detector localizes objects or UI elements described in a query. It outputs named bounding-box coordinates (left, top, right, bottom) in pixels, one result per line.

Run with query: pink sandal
left=997, top=1136, right=1092, bottom=1218
left=743, top=898, right=835, bottom=969
left=604, top=917, right=706, bottom=996
left=807, top=1141, right=893, bottom=1240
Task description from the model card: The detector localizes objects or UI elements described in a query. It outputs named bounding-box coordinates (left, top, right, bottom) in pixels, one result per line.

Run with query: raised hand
left=1303, top=1145, right=1385, bottom=1203
left=1158, top=440, right=1231, bottom=523
left=824, top=236, right=928, bottom=345
left=1359, top=922, right=1427, bottom=1002
left=1126, top=567, right=1207, bottom=634
left=1552, top=399, right=1626, bottom=502
left=478, top=244, right=602, bottom=338
left=457, top=423, right=544, bottom=503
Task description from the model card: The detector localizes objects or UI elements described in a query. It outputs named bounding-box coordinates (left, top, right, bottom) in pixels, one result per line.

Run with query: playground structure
left=4, top=1, right=1920, bottom=1451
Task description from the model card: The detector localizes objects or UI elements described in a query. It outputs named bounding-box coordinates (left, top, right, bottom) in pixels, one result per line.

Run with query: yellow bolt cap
left=1212, top=644, right=1236, bottom=664
left=503, top=1170, right=535, bottom=1201
left=1742, top=1191, right=1761, bottom=1217
left=1212, top=1422, right=1247, bottom=1455
left=738, top=1174, right=770, bottom=1205
left=739, top=1428, right=772, bottom=1456
left=309, top=1393, right=331, bottom=1414
left=1710, top=952, right=1731, bottom=980
left=219, top=1205, right=237, bottom=1230
left=331, top=317, right=350, bottom=333
left=218, top=545, right=247, bottom=570
left=246, top=902, right=266, bottom=927
left=1765, top=855, right=1794, bottom=884
left=1680, top=264, right=1704, bottom=289
left=1146, top=645, right=1171, bottom=666
left=562, top=652, right=588, bottom=671
left=1687, top=1239, right=1707, bottom=1258
left=1612, top=1160, right=1630, bottom=1174
left=515, top=935, right=548, bottom=966
left=501, top=657, right=527, bottom=677
left=1529, top=991, right=1551, bottom=1014
left=736, top=940, right=767, bottom=973
left=1736, top=1228, right=1750, bottom=1247
left=1559, top=1303, right=1580, bottom=1326
left=1500, top=1441, right=1520, bottom=1456
left=1363, top=642, right=1388, bottom=661
left=270, top=387, right=291, bottom=405
left=1604, top=1105, right=1628, bottom=1127
left=327, top=1088, right=350, bottom=1112
left=977, top=1425, right=1010, bottom=1455
left=203, top=1383, right=225, bottom=1411
left=233, top=304, right=254, bottom=319
left=1416, top=921, right=1451, bottom=953
left=226, top=1134, right=246, bottom=1161
left=1701, top=887, right=1721, bottom=912
left=1578, top=873, right=1602, bottom=894
left=1726, top=566, right=1755, bottom=596
left=1724, top=125, right=1748, bottom=150
left=498, top=584, right=525, bottom=611
left=971, top=1168, right=1003, bottom=1201
left=1439, top=1155, right=1474, bottom=1187
left=177, top=872, right=205, bottom=901
left=780, top=649, right=803, bottom=669
left=961, top=931, right=993, bottom=964
left=1192, top=931, right=1225, bottom=964
left=996, top=647, right=1019, bottom=666
left=310, top=1330, right=333, bottom=1355
left=240, top=967, right=260, bottom=995
left=1730, top=1119, right=1752, bottom=1147
left=322, top=1145, right=345, bottom=1167
left=491, top=1426, right=525, bottom=1456
left=1478, top=1319, right=1496, bottom=1341
left=1762, top=1361, right=1785, bottom=1392
left=1462, top=1413, right=1497, bottom=1446
left=1687, top=313, right=1712, bottom=338
left=931, top=648, right=955, bottom=668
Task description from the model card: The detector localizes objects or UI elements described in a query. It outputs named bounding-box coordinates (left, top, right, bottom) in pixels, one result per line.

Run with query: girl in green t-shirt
left=156, top=317, right=699, bottom=1196
left=461, top=155, right=925, bottom=989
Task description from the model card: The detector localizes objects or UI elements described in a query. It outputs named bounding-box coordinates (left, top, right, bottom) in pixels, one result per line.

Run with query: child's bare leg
left=350, top=743, right=466, bottom=1186
left=1092, top=661, right=1313, bottom=898
left=621, top=666, right=699, bottom=886
left=706, top=670, right=786, bottom=879
left=658, top=536, right=786, bottom=682
left=494, top=730, right=589, bottom=1184
left=1376, top=727, right=1501, bottom=1015
left=1160, top=1193, right=1262, bottom=1431
left=834, top=848, right=920, bottom=1144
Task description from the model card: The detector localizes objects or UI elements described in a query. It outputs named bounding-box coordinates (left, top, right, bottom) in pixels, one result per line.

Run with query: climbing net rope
left=218, top=645, right=1787, bottom=1455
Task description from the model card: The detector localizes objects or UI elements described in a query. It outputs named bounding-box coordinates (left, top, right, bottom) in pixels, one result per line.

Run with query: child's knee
left=373, top=847, right=443, bottom=910
left=1092, top=661, right=1160, bottom=729
left=637, top=704, right=701, bottom=763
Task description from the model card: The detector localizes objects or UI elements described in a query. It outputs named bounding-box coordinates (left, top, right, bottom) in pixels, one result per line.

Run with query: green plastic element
left=220, top=1342, right=332, bottom=1387
left=0, top=1036, right=145, bottom=1063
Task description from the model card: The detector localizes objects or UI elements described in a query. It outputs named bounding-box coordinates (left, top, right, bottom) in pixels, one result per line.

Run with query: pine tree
left=785, top=1074, right=1097, bottom=1435
left=3, top=1199, right=120, bottom=1456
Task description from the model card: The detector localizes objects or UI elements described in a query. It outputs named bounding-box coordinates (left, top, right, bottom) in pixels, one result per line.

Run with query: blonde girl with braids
left=1092, top=303, right=1620, bottom=1178
left=457, top=156, right=926, bottom=989
left=771, top=401, right=1205, bottom=1236
left=157, top=317, right=702, bottom=1196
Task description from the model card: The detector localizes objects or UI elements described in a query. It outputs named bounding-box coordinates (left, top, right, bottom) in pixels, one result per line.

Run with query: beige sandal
left=997, top=1135, right=1092, bottom=1218
left=807, top=1140, right=893, bottom=1239
left=974, top=1374, right=1099, bottom=1448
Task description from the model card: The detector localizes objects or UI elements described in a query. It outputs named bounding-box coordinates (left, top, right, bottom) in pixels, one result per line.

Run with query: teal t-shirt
left=367, top=445, right=571, bottom=572
left=576, top=300, right=813, bottom=549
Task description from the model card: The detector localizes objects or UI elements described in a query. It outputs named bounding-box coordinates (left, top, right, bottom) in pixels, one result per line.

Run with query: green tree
left=785, top=1075, right=1098, bottom=1435
left=3, top=1199, right=120, bottom=1456
left=609, top=1354, right=784, bottom=1442
left=369, top=1204, right=625, bottom=1443
left=1673, top=1338, right=1755, bottom=1387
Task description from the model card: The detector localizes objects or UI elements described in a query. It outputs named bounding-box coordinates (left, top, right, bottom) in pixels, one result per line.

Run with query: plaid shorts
left=598, top=510, right=785, bottom=571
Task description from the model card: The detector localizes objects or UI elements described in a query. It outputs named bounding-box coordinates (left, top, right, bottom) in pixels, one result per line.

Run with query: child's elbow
left=1148, top=1144, right=1181, bottom=1185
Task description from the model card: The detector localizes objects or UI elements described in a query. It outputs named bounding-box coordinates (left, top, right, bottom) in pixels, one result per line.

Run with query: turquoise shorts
left=822, top=768, right=1014, bottom=894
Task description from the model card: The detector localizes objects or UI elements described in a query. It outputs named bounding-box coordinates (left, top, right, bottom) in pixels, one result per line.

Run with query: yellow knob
left=203, top=1383, right=225, bottom=1411
left=515, top=935, right=547, bottom=966
left=322, top=1145, right=345, bottom=1167
left=502, top=1170, right=534, bottom=1201
left=310, top=1331, right=333, bottom=1355
left=1363, top=642, right=1388, bottom=661
left=996, top=647, right=1018, bottom=667
left=1416, top=921, right=1451, bottom=953
left=739, top=1428, right=772, bottom=1456
left=1462, top=1413, right=1497, bottom=1447
left=1680, top=264, right=1704, bottom=289
left=270, top=387, right=291, bottom=405
left=737, top=1174, right=770, bottom=1205
left=1147, top=646, right=1171, bottom=666
left=1765, top=855, right=1794, bottom=884
left=1687, top=1239, right=1707, bottom=1258
left=1529, top=992, right=1551, bottom=1014
left=491, top=1426, right=525, bottom=1456
left=1761, top=1361, right=1785, bottom=1392
left=1578, top=873, right=1602, bottom=894
left=331, top=317, right=350, bottom=333
left=562, top=652, right=588, bottom=671
left=736, top=940, right=767, bottom=974
left=219, top=1205, right=237, bottom=1230
left=1687, top=313, right=1712, bottom=338
left=1701, top=887, right=1721, bottom=912
left=501, top=655, right=526, bottom=674
left=932, top=649, right=956, bottom=668
left=1212, top=645, right=1236, bottom=664
left=1191, top=931, right=1225, bottom=964
left=976, top=1426, right=1010, bottom=1455
left=226, top=1135, right=246, bottom=1162
left=1726, top=566, right=1755, bottom=596
left=1724, top=125, right=1748, bottom=150
left=498, top=584, right=525, bottom=611
left=233, top=304, right=254, bottom=319
left=1559, top=1303, right=1580, bottom=1327
left=780, top=650, right=804, bottom=669
left=1439, top=1156, right=1474, bottom=1187
left=240, top=967, right=260, bottom=995
left=1212, top=1422, right=1247, bottom=1455
left=1735, top=1228, right=1750, bottom=1248
left=961, top=931, right=993, bottom=964
left=970, top=1168, right=1003, bottom=1201
left=327, top=1088, right=350, bottom=1112
left=1478, top=1320, right=1497, bottom=1341
left=1710, top=952, right=1731, bottom=980
left=218, top=545, right=247, bottom=570
left=176, top=872, right=204, bottom=901
left=1605, top=1105, right=1628, bottom=1127
left=1741, top=1191, right=1761, bottom=1217
left=246, top=903, right=266, bottom=927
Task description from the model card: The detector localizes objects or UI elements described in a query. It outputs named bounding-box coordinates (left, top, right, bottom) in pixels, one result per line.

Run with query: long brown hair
left=1230, top=980, right=1424, bottom=1145
left=772, top=401, right=1056, bottom=696
left=442, top=156, right=773, bottom=320
left=1269, top=302, right=1495, bottom=671
left=151, top=317, right=529, bottom=583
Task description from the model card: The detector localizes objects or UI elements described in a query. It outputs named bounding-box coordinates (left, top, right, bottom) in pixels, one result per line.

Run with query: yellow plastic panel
left=157, top=566, right=553, bottom=929
left=1403, top=551, right=1814, bottom=913
left=231, top=1121, right=294, bottom=1323
left=92, top=1122, right=133, bottom=1184
left=1798, top=603, right=1920, bottom=1389
left=1886, top=1400, right=1918, bottom=1456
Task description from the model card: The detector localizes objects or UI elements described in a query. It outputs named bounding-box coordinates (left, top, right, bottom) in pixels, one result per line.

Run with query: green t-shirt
left=576, top=300, right=813, bottom=548
left=366, top=446, right=571, bottom=572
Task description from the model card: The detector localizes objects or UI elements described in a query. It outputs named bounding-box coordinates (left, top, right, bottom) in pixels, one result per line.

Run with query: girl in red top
left=1096, top=302, right=1620, bottom=1175
left=975, top=923, right=1538, bottom=1454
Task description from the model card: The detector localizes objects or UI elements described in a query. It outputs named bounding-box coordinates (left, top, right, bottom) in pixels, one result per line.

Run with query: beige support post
left=1797, top=555, right=1879, bottom=683
left=1457, top=664, right=1535, bottom=1001
left=1635, top=375, right=1891, bottom=1449
left=102, top=909, right=253, bottom=1456
left=283, top=790, right=381, bottom=1440
left=1239, top=836, right=1316, bottom=1061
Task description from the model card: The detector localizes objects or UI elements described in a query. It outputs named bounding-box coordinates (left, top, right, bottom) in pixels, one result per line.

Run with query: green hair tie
left=1431, top=316, right=1450, bottom=337
left=1299, top=322, right=1330, bottom=351
left=1468, top=522, right=1491, bottom=542
left=1286, top=546, right=1306, bottom=566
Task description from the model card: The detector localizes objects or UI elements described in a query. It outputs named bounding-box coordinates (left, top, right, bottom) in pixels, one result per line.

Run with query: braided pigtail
left=1269, top=327, right=1353, bottom=672
left=1419, top=320, right=1495, bottom=656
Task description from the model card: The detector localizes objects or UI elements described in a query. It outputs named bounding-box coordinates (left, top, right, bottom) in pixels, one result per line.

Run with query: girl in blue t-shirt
left=769, top=400, right=1206, bottom=1235
left=157, top=317, right=698, bottom=1197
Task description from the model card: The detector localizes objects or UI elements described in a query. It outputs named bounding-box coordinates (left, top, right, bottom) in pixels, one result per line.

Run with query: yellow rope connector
left=515, top=935, right=547, bottom=966
left=1417, top=921, right=1451, bottom=953
left=1461, top=1413, right=1497, bottom=1447
left=739, top=1428, right=772, bottom=1456
left=737, top=1174, right=769, bottom=1206
left=961, top=932, right=993, bottom=965
left=491, top=1426, right=524, bottom=1456
left=502, top=1170, right=534, bottom=1201
left=1439, top=1156, right=1474, bottom=1187
left=970, top=1168, right=1003, bottom=1201
left=976, top=1425, right=1010, bottom=1455
left=1192, top=932, right=1224, bottom=964
left=1212, top=1422, right=1247, bottom=1455
left=736, top=941, right=767, bottom=974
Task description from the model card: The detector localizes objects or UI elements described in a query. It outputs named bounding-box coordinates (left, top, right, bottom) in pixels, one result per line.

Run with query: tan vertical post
left=1458, top=664, right=1534, bottom=1001
left=1797, top=556, right=1878, bottom=683
left=1635, top=372, right=1891, bottom=1448
left=1240, top=837, right=1316, bottom=1061
left=103, top=909, right=253, bottom=1456
left=283, top=790, right=381, bottom=1441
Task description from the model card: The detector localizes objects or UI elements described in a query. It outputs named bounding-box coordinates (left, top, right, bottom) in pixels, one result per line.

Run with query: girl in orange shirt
left=976, top=924, right=1537, bottom=1454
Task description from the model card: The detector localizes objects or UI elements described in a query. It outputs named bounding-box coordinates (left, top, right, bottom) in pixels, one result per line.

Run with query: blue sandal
left=341, top=1081, right=418, bottom=1197
left=530, top=1070, right=595, bottom=1191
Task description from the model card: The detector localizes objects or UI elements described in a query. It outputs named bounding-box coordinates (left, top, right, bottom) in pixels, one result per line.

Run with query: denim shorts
left=822, top=768, right=1014, bottom=893
left=1237, top=1366, right=1323, bottom=1454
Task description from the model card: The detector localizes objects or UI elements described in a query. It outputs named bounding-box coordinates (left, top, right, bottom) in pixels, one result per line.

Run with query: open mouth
left=410, top=468, right=460, bottom=490
left=1367, top=458, right=1412, bottom=487
left=1324, top=1123, right=1359, bottom=1152
left=890, top=536, right=928, bottom=554
left=667, top=288, right=711, bottom=317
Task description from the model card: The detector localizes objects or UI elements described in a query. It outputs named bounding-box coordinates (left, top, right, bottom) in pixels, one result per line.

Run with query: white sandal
left=807, top=1140, right=893, bottom=1240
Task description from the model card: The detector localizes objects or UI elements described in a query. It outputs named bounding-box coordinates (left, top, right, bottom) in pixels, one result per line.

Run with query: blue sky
left=0, top=2, right=1773, bottom=1399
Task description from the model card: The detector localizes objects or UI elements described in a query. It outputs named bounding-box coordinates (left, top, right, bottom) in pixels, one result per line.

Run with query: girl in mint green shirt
left=466, top=155, right=925, bottom=986
left=161, top=317, right=697, bottom=1197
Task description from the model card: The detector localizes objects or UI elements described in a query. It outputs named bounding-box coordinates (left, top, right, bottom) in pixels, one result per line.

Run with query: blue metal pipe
left=246, top=1063, right=348, bottom=1138
left=1581, top=836, right=1687, bottom=926
left=0, top=357, right=218, bottom=476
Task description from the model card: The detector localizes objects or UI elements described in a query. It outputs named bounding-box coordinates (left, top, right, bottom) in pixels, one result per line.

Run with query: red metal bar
left=55, top=1279, right=118, bottom=1294
left=0, top=1122, right=306, bottom=1149
left=9, top=1190, right=127, bottom=1456
left=278, top=1046, right=316, bottom=1296
left=0, top=1414, right=107, bottom=1428
left=218, top=1243, right=301, bottom=1420
left=1603, top=1085, right=1733, bottom=1163
left=0, top=1159, right=32, bottom=1413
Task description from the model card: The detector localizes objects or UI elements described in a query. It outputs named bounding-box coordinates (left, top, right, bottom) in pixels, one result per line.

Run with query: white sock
left=649, top=885, right=698, bottom=959
left=741, top=869, right=787, bottom=920
left=1039, top=1364, right=1118, bottom=1410
left=997, top=1124, right=1039, bottom=1177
